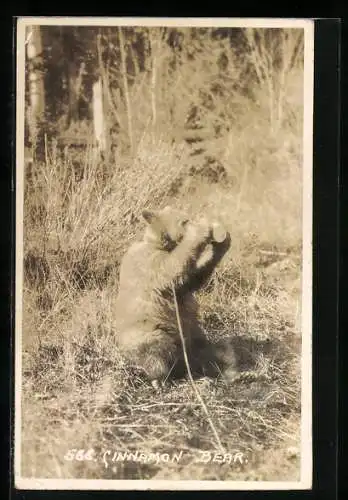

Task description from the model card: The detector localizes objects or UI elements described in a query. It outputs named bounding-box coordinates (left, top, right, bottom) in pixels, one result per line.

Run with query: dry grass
left=20, top=133, right=302, bottom=482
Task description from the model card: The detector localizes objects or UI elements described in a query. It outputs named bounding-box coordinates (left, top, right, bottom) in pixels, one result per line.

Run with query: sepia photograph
left=15, top=17, right=313, bottom=490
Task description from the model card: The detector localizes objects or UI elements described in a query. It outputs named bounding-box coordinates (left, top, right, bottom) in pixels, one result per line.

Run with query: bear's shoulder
left=119, top=239, right=162, bottom=277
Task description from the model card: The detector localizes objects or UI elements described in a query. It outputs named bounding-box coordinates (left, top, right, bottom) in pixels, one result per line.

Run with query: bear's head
left=142, top=206, right=190, bottom=251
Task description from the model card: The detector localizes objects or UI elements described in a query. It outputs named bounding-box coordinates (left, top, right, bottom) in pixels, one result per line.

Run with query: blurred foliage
left=25, top=26, right=304, bottom=153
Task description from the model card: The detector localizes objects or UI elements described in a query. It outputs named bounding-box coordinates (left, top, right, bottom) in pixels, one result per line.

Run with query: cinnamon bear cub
left=113, top=206, right=236, bottom=384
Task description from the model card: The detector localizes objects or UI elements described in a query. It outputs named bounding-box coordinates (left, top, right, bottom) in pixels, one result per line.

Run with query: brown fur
left=113, top=206, right=236, bottom=382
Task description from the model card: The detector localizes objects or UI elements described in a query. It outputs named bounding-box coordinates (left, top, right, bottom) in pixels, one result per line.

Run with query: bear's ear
left=142, top=210, right=157, bottom=224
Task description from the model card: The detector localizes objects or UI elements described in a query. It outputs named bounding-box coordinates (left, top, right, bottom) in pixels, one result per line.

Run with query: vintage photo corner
left=15, top=17, right=314, bottom=490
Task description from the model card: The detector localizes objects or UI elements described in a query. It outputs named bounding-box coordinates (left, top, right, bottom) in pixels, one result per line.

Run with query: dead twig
left=171, top=281, right=225, bottom=454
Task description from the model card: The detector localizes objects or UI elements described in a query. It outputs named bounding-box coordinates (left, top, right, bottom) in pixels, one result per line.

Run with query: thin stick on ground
left=171, top=281, right=225, bottom=454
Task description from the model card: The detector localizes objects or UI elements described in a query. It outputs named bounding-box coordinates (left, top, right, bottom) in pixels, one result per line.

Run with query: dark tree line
left=25, top=25, right=304, bottom=154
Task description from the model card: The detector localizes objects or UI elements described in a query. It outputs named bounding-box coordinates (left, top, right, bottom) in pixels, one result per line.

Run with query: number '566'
left=64, top=449, right=95, bottom=461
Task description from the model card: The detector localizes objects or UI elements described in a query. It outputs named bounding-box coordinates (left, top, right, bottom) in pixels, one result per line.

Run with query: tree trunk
left=118, top=27, right=134, bottom=153
left=92, top=77, right=107, bottom=154
left=26, top=25, right=45, bottom=145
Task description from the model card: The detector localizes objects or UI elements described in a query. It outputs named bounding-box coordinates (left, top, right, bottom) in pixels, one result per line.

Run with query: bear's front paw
left=185, top=221, right=211, bottom=243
